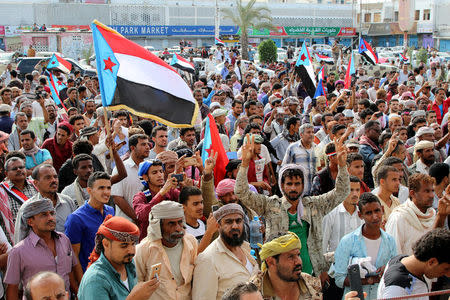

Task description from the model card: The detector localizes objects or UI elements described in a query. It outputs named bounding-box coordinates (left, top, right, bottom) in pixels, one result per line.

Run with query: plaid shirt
left=1, top=180, right=38, bottom=222
left=282, top=140, right=317, bottom=195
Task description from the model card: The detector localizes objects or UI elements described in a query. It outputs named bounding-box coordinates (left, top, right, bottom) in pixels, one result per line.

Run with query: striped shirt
left=282, top=140, right=317, bottom=195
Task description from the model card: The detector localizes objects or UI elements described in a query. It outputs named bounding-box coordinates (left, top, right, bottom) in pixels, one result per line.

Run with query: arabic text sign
left=110, top=25, right=238, bottom=36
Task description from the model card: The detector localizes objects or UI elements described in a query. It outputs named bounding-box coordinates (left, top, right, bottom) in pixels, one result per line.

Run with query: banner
left=284, top=26, right=356, bottom=37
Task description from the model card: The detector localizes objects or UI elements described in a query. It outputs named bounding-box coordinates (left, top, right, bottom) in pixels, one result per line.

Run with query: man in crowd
left=346, top=153, right=371, bottom=194
left=5, top=198, right=81, bottom=299
left=41, top=122, right=73, bottom=172
left=378, top=228, right=450, bottom=298
left=181, top=186, right=218, bottom=252
left=8, top=112, right=29, bottom=151
left=1, top=157, right=38, bottom=221
left=19, top=129, right=52, bottom=175
left=148, top=125, right=168, bottom=159
left=334, top=193, right=397, bottom=299
left=112, top=133, right=150, bottom=222
left=408, top=140, right=435, bottom=174
left=282, top=124, right=318, bottom=195
left=359, top=120, right=382, bottom=188
left=78, top=215, right=160, bottom=299
left=374, top=166, right=401, bottom=226
left=193, top=203, right=259, bottom=300
left=386, top=173, right=450, bottom=255
left=61, top=154, right=93, bottom=207
left=135, top=200, right=198, bottom=299
left=13, top=164, right=76, bottom=243
left=133, top=159, right=179, bottom=240
left=24, top=272, right=69, bottom=300
left=65, top=172, right=115, bottom=272
left=235, top=135, right=350, bottom=278
left=253, top=232, right=322, bottom=299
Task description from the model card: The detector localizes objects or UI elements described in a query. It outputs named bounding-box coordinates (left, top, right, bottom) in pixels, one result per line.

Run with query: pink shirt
left=4, top=231, right=78, bottom=290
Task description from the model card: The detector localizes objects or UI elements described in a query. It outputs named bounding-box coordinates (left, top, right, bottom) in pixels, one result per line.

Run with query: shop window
left=415, top=10, right=420, bottom=20
left=364, top=13, right=371, bottom=22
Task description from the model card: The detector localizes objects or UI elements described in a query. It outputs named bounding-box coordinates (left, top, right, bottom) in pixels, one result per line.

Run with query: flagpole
left=102, top=106, right=114, bottom=158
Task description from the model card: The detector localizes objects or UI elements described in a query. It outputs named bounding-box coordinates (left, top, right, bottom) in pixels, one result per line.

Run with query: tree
left=258, top=39, right=277, bottom=63
left=222, top=0, right=274, bottom=60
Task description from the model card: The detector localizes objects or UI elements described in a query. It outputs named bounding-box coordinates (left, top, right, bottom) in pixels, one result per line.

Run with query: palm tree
left=222, top=0, right=274, bottom=60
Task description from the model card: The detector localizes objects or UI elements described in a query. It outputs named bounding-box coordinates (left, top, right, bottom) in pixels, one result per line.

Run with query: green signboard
left=237, top=26, right=355, bottom=37
left=284, top=26, right=341, bottom=36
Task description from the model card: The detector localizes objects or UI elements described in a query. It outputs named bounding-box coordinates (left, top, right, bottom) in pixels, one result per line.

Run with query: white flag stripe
left=115, top=53, right=195, bottom=104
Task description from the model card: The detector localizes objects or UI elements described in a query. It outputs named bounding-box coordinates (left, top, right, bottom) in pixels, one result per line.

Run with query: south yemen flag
left=47, top=54, right=72, bottom=74
left=295, top=42, right=316, bottom=98
left=359, top=37, right=378, bottom=65
left=170, top=54, right=195, bottom=74
left=315, top=53, right=334, bottom=65
left=91, top=20, right=198, bottom=127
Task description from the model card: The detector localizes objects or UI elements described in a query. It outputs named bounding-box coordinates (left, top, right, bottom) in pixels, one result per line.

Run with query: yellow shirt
left=135, top=234, right=198, bottom=300
left=192, top=237, right=259, bottom=300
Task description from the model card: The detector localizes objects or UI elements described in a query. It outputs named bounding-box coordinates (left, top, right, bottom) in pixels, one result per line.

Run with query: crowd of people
left=0, top=41, right=448, bottom=300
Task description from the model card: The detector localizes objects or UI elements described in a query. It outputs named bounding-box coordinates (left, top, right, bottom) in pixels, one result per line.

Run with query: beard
left=277, top=263, right=303, bottom=282
left=163, top=231, right=184, bottom=245
left=220, top=228, right=245, bottom=247
left=284, top=191, right=301, bottom=201
left=422, top=156, right=435, bottom=166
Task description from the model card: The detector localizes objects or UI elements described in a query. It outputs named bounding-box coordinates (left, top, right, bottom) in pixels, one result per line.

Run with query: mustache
left=294, top=264, right=302, bottom=271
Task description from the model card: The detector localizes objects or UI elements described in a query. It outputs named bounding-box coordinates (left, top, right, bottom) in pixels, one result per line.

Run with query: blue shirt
left=334, top=225, right=397, bottom=300
left=0, top=116, right=13, bottom=134
left=78, top=252, right=137, bottom=300
left=25, top=149, right=52, bottom=170
left=65, top=201, right=114, bottom=271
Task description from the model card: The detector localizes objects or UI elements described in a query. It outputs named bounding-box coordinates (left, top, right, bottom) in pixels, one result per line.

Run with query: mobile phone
left=376, top=112, right=383, bottom=118
left=184, top=157, right=197, bottom=167
left=348, top=264, right=364, bottom=300
left=211, top=205, right=220, bottom=212
left=171, top=174, right=183, bottom=182
left=150, top=263, right=162, bottom=279
left=346, top=91, right=351, bottom=96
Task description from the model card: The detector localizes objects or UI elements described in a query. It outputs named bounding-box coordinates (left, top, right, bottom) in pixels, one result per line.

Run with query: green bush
left=258, top=39, right=277, bottom=63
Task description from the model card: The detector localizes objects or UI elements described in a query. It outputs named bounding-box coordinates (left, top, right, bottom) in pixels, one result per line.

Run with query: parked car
left=16, top=56, right=96, bottom=80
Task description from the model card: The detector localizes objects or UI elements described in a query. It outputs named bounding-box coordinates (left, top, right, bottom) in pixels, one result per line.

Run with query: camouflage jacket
left=235, top=165, right=350, bottom=275
left=250, top=270, right=322, bottom=300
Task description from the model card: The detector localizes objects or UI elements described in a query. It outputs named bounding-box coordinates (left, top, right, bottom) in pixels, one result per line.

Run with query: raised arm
left=234, top=134, right=269, bottom=215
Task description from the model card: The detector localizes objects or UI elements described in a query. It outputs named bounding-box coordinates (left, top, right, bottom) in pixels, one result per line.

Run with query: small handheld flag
left=170, top=54, right=195, bottom=74
left=46, top=54, right=72, bottom=74
left=46, top=70, right=68, bottom=110
left=344, top=51, right=355, bottom=89
left=295, top=42, right=316, bottom=98
left=315, top=53, right=334, bottom=65
left=201, top=114, right=229, bottom=186
left=358, top=37, right=378, bottom=65
left=90, top=20, right=198, bottom=128
left=399, top=53, right=409, bottom=64
left=215, top=37, right=225, bottom=46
